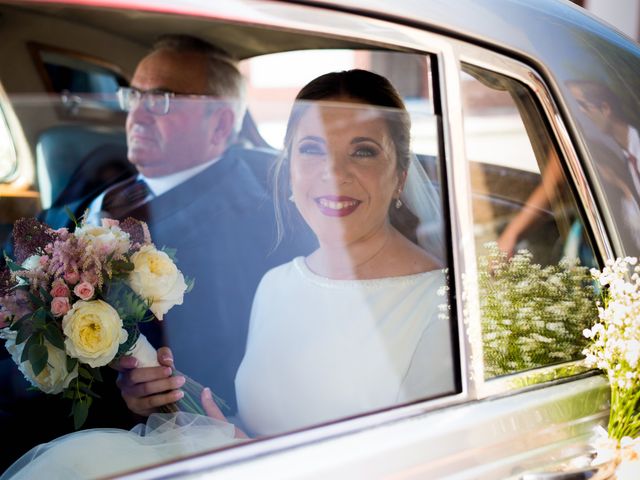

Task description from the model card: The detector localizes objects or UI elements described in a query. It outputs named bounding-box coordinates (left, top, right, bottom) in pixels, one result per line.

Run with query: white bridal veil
left=402, top=152, right=446, bottom=262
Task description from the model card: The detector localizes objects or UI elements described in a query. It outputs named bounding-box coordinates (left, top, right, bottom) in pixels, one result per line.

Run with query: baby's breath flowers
left=478, top=242, right=597, bottom=378
left=584, top=257, right=640, bottom=442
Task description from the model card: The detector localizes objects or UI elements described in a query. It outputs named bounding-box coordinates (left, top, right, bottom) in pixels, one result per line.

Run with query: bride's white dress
left=1, top=413, right=242, bottom=479
left=235, top=257, right=455, bottom=436
left=2, top=258, right=454, bottom=478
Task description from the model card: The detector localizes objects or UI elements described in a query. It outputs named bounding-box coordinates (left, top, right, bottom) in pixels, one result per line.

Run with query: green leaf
left=5, top=258, right=23, bottom=272
left=43, top=323, right=65, bottom=350
left=32, top=308, right=47, bottom=329
left=9, top=312, right=32, bottom=332
left=27, top=291, right=44, bottom=309
left=29, top=343, right=48, bottom=377
left=73, top=399, right=90, bottom=430
left=91, top=367, right=103, bottom=382
left=64, top=206, right=79, bottom=228
left=15, top=324, right=32, bottom=345
left=111, top=260, right=134, bottom=274
left=39, top=286, right=53, bottom=304
left=185, top=277, right=195, bottom=294
left=66, top=356, right=78, bottom=373
left=160, top=246, right=177, bottom=260
left=103, top=281, right=150, bottom=324
left=78, top=367, right=93, bottom=381
left=20, top=334, right=40, bottom=363
left=78, top=384, right=100, bottom=398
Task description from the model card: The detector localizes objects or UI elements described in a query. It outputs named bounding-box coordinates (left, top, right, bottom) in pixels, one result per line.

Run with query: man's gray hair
left=152, top=34, right=247, bottom=132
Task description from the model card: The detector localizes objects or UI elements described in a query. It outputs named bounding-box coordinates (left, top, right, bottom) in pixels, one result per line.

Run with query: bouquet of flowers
left=0, top=215, right=193, bottom=428
left=584, top=257, right=640, bottom=478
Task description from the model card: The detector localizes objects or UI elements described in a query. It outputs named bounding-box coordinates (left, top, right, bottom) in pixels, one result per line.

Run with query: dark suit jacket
left=1, top=145, right=315, bottom=467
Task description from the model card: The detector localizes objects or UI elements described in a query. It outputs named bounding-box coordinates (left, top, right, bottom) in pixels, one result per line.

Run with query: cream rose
left=62, top=300, right=128, bottom=368
left=129, top=245, right=187, bottom=320
left=75, top=224, right=130, bottom=256
left=0, top=329, right=77, bottom=394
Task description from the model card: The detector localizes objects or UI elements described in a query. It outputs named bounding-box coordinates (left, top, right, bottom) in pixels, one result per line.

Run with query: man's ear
left=600, top=102, right=612, bottom=119
left=210, top=107, right=236, bottom=145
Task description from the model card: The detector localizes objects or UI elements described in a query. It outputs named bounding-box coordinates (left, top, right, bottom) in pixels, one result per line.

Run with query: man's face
left=569, top=84, right=611, bottom=135
left=126, top=49, right=221, bottom=177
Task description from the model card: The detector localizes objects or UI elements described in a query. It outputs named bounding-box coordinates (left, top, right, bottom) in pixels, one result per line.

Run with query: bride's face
left=289, top=101, right=402, bottom=246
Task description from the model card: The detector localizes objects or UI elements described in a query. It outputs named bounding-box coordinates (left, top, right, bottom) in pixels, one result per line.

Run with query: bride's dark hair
left=273, top=69, right=418, bottom=244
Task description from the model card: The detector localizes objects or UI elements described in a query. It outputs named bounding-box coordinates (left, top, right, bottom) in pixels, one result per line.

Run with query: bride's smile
left=314, top=195, right=361, bottom=217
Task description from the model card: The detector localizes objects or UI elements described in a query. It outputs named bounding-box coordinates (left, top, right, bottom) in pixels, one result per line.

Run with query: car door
left=0, top=1, right=625, bottom=479
left=96, top=2, right=610, bottom=478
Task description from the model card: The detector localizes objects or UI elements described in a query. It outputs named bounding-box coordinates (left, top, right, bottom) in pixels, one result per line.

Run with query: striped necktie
left=101, top=177, right=153, bottom=220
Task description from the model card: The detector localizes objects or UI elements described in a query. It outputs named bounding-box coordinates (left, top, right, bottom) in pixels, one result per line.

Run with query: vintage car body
left=0, top=0, right=638, bottom=478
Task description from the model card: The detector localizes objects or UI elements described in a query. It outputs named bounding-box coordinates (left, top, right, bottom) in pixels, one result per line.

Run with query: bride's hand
left=201, top=387, right=248, bottom=439
left=114, top=347, right=186, bottom=417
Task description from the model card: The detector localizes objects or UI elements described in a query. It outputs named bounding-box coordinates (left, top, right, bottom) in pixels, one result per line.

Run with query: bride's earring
left=395, top=188, right=403, bottom=209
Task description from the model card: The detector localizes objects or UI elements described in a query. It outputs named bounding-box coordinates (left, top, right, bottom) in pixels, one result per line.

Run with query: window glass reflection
left=460, top=64, right=599, bottom=379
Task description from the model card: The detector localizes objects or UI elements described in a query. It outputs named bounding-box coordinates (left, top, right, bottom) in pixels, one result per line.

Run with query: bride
left=2, top=70, right=454, bottom=478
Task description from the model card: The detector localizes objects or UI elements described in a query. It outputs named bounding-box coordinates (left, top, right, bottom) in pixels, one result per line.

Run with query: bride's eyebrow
left=298, top=135, right=326, bottom=144
left=351, top=136, right=382, bottom=148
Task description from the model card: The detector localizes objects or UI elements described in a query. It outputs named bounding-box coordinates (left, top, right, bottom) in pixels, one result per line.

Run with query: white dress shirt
left=86, top=157, right=220, bottom=225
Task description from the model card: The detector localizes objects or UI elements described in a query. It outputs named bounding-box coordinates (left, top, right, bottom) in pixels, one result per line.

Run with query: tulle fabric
left=1, top=413, right=243, bottom=479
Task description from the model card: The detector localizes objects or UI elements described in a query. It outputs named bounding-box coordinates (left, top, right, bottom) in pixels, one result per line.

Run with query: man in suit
left=88, top=35, right=311, bottom=414
left=1, top=34, right=313, bottom=465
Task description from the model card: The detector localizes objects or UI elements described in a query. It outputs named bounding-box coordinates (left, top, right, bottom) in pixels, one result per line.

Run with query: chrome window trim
left=448, top=43, right=613, bottom=398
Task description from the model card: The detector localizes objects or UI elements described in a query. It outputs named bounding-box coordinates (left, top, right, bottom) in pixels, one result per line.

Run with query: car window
left=30, top=43, right=128, bottom=95
left=460, top=63, right=600, bottom=379
left=0, top=104, right=17, bottom=183
left=0, top=21, right=457, bottom=473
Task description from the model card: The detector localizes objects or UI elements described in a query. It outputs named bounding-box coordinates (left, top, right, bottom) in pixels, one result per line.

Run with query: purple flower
left=0, top=267, right=12, bottom=297
left=12, top=218, right=56, bottom=264
left=120, top=217, right=151, bottom=251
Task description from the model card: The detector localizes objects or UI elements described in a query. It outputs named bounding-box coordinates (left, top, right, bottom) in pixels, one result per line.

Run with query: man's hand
left=113, top=347, right=186, bottom=417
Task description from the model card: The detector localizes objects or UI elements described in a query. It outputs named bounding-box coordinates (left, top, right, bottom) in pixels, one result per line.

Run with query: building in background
left=573, top=0, right=640, bottom=42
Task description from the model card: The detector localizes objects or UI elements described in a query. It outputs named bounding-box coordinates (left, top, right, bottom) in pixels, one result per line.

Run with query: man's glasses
left=117, top=87, right=213, bottom=116
left=575, top=99, right=595, bottom=112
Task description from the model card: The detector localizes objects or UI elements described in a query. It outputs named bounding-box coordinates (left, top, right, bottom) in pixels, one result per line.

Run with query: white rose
left=62, top=300, right=128, bottom=368
left=75, top=224, right=130, bottom=256
left=21, top=255, right=41, bottom=270
left=1, top=328, right=78, bottom=394
left=128, top=245, right=187, bottom=320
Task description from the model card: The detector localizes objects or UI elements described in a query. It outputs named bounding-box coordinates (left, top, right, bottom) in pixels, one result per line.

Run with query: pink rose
left=73, top=282, right=95, bottom=301
left=81, top=271, right=98, bottom=286
left=64, top=269, right=80, bottom=285
left=39, top=255, right=49, bottom=267
left=50, top=279, right=70, bottom=298
left=101, top=218, right=120, bottom=228
left=51, top=297, right=70, bottom=317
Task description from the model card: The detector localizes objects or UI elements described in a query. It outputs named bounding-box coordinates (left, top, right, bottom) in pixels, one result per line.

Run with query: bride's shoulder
left=392, top=235, right=444, bottom=276
left=259, top=257, right=303, bottom=285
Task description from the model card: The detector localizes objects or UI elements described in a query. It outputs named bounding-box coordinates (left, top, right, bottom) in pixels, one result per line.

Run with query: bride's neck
left=308, top=226, right=396, bottom=280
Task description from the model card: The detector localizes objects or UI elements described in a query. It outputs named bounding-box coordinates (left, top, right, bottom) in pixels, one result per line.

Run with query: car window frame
left=9, top=2, right=614, bottom=477
left=449, top=42, right=613, bottom=398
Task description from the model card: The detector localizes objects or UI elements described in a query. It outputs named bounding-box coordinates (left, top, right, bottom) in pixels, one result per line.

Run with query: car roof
left=10, top=0, right=638, bottom=84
